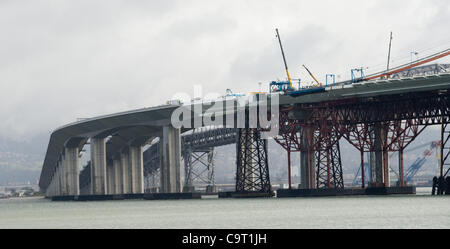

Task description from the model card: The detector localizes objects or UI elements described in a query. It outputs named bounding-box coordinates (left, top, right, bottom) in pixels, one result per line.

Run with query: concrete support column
left=51, top=173, right=56, bottom=197
left=129, top=146, right=144, bottom=194
left=90, top=138, right=107, bottom=195
left=160, top=126, right=182, bottom=193
left=65, top=147, right=80, bottom=196
left=59, top=162, right=65, bottom=196
left=107, top=162, right=114, bottom=195
left=370, top=123, right=384, bottom=186
left=398, top=149, right=405, bottom=186
left=56, top=165, right=61, bottom=196
left=300, top=127, right=315, bottom=189
left=300, top=151, right=309, bottom=189
left=54, top=165, right=60, bottom=196
left=113, top=158, right=122, bottom=194
left=120, top=151, right=131, bottom=194
left=60, top=155, right=68, bottom=196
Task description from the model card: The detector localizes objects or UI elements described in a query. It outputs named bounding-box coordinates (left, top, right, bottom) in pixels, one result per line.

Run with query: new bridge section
left=40, top=105, right=180, bottom=196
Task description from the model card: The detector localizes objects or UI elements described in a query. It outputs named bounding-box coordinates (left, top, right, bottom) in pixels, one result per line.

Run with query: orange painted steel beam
left=363, top=49, right=450, bottom=81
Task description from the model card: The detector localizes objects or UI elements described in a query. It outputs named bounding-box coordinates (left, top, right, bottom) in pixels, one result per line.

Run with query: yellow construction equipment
left=275, top=28, right=293, bottom=89
left=302, top=64, right=322, bottom=86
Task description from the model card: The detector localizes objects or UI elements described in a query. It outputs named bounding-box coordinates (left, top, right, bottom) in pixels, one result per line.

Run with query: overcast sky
left=1, top=0, right=450, bottom=141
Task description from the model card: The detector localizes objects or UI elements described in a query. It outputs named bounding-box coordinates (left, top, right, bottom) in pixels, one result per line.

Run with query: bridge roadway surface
left=39, top=73, right=450, bottom=193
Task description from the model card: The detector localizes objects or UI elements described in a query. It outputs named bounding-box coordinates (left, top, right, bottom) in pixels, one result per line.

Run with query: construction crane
left=302, top=64, right=322, bottom=86
left=275, top=28, right=293, bottom=89
left=270, top=29, right=326, bottom=96
left=352, top=141, right=441, bottom=186
left=352, top=162, right=369, bottom=186
left=404, top=141, right=440, bottom=183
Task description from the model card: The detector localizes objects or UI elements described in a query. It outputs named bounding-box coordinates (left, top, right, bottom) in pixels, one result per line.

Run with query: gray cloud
left=0, top=0, right=449, bottom=140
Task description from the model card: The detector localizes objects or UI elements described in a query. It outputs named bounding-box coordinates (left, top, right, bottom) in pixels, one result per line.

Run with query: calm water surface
left=0, top=188, right=449, bottom=229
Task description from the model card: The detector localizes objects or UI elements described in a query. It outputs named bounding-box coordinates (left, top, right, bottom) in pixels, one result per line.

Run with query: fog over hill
left=0, top=133, right=48, bottom=185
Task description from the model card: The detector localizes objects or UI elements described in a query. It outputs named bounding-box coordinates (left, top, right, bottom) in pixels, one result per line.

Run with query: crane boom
left=275, top=28, right=293, bottom=88
left=302, top=64, right=322, bottom=86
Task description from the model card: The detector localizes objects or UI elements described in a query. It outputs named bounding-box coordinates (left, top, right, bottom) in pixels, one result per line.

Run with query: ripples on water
left=0, top=188, right=448, bottom=229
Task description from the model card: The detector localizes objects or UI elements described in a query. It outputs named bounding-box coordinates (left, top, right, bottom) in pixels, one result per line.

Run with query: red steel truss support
left=340, top=123, right=373, bottom=188
left=275, top=106, right=344, bottom=190
left=340, top=120, right=425, bottom=187
left=310, top=108, right=344, bottom=189
left=275, top=91, right=450, bottom=190
left=313, top=130, right=343, bottom=189
left=274, top=110, right=302, bottom=189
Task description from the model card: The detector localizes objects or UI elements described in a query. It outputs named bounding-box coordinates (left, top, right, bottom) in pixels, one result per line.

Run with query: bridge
left=78, top=127, right=237, bottom=195
left=39, top=64, right=450, bottom=200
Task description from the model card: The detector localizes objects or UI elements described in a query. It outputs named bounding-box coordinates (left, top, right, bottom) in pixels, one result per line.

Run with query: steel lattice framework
left=235, top=128, right=271, bottom=193
left=183, top=148, right=215, bottom=188
left=274, top=107, right=345, bottom=189
left=308, top=90, right=449, bottom=187
left=314, top=130, right=344, bottom=189
left=273, top=110, right=303, bottom=189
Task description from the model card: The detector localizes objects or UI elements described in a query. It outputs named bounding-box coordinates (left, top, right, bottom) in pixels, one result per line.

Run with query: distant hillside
left=0, top=133, right=48, bottom=185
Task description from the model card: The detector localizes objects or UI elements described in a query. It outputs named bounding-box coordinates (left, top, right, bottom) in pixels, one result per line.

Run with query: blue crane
left=404, top=141, right=440, bottom=183
left=352, top=162, right=369, bottom=186
left=351, top=141, right=440, bottom=186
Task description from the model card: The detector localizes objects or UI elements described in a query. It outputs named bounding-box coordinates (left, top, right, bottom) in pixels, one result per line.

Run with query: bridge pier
left=300, top=127, right=315, bottom=189
left=235, top=128, right=271, bottom=193
left=55, top=161, right=62, bottom=196
left=59, top=156, right=67, bottom=195
left=90, top=138, right=107, bottom=195
left=107, top=161, right=114, bottom=195
left=65, top=146, right=80, bottom=196
left=113, top=158, right=122, bottom=194
left=183, top=148, right=216, bottom=193
left=60, top=162, right=65, bottom=196
left=160, top=126, right=182, bottom=193
left=369, top=123, right=385, bottom=187
left=129, top=145, right=144, bottom=194
left=120, top=150, right=131, bottom=194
